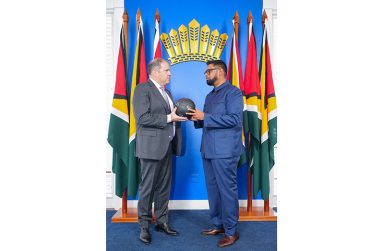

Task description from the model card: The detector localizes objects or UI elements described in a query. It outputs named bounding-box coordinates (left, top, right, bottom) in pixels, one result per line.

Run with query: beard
left=206, top=76, right=217, bottom=86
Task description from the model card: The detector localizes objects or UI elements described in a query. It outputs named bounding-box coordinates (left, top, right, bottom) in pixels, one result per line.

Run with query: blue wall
left=124, top=0, right=263, bottom=200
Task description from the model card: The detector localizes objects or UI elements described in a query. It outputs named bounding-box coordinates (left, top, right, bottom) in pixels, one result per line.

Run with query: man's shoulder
left=225, top=82, right=241, bottom=94
left=135, top=80, right=152, bottom=91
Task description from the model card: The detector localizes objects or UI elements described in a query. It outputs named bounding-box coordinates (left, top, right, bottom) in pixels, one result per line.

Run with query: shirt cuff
left=167, top=114, right=171, bottom=123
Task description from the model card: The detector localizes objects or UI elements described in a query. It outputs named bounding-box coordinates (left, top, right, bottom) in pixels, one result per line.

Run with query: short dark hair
left=206, top=60, right=227, bottom=76
left=148, top=58, right=168, bottom=74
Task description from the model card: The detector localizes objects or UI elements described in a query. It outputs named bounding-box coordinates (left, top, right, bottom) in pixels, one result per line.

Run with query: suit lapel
left=148, top=80, right=171, bottom=112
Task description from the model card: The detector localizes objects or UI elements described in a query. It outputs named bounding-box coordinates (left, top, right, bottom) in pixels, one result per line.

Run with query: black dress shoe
left=154, top=223, right=178, bottom=236
left=201, top=228, right=225, bottom=235
left=139, top=228, right=151, bottom=244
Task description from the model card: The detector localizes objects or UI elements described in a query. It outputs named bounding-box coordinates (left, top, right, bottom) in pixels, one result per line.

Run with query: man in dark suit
left=133, top=58, right=187, bottom=245
left=187, top=60, right=244, bottom=248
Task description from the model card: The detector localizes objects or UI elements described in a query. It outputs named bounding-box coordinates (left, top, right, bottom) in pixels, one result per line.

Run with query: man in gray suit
left=133, top=58, right=187, bottom=245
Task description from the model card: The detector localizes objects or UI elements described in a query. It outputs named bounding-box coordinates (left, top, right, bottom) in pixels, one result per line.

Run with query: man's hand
left=170, top=107, right=188, bottom=122
left=186, top=108, right=204, bottom=121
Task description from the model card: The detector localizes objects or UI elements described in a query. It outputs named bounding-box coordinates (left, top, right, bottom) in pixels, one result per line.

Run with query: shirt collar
left=150, top=77, right=163, bottom=90
left=212, top=81, right=229, bottom=93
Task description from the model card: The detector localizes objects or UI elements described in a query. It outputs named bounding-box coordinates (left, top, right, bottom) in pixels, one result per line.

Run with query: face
left=155, top=61, right=171, bottom=86
left=204, top=64, right=219, bottom=86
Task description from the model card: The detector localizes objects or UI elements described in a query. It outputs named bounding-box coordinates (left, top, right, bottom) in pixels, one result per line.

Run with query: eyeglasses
left=204, top=68, right=219, bottom=75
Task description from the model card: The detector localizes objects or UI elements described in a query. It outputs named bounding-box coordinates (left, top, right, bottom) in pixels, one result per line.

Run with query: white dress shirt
left=150, top=77, right=176, bottom=136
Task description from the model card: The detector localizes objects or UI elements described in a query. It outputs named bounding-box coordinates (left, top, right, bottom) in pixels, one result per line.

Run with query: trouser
left=138, top=144, right=172, bottom=228
left=203, top=156, right=240, bottom=236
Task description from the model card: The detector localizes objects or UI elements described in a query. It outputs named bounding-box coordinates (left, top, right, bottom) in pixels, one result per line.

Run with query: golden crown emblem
left=160, top=19, right=228, bottom=65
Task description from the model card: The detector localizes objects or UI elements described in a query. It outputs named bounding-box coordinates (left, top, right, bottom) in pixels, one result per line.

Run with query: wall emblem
left=161, top=19, right=228, bottom=65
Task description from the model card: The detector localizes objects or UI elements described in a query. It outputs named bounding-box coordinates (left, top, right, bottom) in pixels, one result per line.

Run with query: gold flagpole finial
left=233, top=11, right=240, bottom=41
left=136, top=8, right=142, bottom=30
left=233, top=11, right=240, bottom=24
left=155, top=8, right=160, bottom=22
left=247, top=11, right=253, bottom=24
left=123, top=10, right=129, bottom=23
left=262, top=10, right=268, bottom=24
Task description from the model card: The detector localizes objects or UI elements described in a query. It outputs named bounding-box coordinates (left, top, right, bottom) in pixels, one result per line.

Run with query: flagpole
left=123, top=11, right=129, bottom=75
left=262, top=9, right=270, bottom=213
left=154, top=9, right=162, bottom=60
left=234, top=10, right=252, bottom=213
left=136, top=8, right=141, bottom=33
left=121, top=10, right=129, bottom=217
left=155, top=8, right=160, bottom=27
left=111, top=8, right=145, bottom=223
left=234, top=10, right=248, bottom=211
left=246, top=11, right=253, bottom=213
left=233, top=11, right=239, bottom=42
left=151, top=8, right=160, bottom=213
left=111, top=10, right=138, bottom=223
left=154, top=9, right=161, bottom=60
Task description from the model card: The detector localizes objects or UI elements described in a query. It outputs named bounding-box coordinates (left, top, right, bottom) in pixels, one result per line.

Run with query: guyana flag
left=127, top=14, right=148, bottom=193
left=227, top=20, right=247, bottom=168
left=258, top=18, right=277, bottom=200
left=107, top=26, right=139, bottom=198
left=243, top=18, right=262, bottom=196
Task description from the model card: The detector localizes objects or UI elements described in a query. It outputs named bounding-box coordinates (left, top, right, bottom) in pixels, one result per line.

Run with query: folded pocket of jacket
left=140, top=129, right=157, bottom=137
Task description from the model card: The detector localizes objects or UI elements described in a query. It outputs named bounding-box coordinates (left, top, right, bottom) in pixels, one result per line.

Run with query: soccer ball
left=175, top=98, right=196, bottom=120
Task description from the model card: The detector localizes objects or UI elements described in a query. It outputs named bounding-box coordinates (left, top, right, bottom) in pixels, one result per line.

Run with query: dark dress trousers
left=195, top=81, right=244, bottom=236
left=133, top=79, right=182, bottom=228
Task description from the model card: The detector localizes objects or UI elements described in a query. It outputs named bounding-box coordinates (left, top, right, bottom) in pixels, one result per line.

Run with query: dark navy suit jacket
left=195, top=81, right=244, bottom=159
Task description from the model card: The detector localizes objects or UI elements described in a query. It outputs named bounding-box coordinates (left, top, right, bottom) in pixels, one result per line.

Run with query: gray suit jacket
left=133, top=80, right=182, bottom=160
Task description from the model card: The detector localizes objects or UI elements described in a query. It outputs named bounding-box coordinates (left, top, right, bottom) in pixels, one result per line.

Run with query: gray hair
left=148, top=58, right=168, bottom=75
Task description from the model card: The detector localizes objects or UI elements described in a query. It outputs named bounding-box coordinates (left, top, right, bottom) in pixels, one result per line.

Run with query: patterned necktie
left=159, top=87, right=174, bottom=140
left=160, top=87, right=171, bottom=111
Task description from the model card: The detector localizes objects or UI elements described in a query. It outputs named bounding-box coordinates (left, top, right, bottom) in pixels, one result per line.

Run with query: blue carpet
left=107, top=210, right=276, bottom=251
